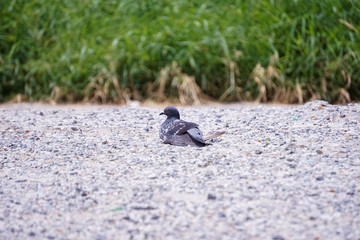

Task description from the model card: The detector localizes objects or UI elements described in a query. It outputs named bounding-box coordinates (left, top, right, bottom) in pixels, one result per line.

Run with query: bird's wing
left=167, top=119, right=199, bottom=136
left=187, top=128, right=205, bottom=144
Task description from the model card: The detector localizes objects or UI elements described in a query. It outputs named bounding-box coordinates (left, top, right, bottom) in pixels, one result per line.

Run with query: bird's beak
left=159, top=112, right=165, bottom=115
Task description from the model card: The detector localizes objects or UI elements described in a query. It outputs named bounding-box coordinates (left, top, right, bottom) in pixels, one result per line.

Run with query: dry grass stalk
left=112, top=76, right=123, bottom=102
left=341, top=70, right=351, bottom=89
left=252, top=63, right=267, bottom=102
left=251, top=53, right=283, bottom=103
left=321, top=78, right=328, bottom=93
left=9, top=94, right=27, bottom=103
left=84, top=72, right=107, bottom=103
left=339, top=19, right=358, bottom=33
left=338, top=88, right=351, bottom=104
left=219, top=60, right=242, bottom=101
left=177, top=75, right=202, bottom=105
left=151, top=62, right=206, bottom=105
left=85, top=71, right=128, bottom=104
left=49, top=86, right=64, bottom=104
left=156, top=67, right=169, bottom=101
left=295, top=83, right=303, bottom=104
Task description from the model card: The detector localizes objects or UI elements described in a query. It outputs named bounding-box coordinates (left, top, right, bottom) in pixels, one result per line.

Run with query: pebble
left=207, top=193, right=217, bottom=200
left=316, top=176, right=324, bottom=181
left=0, top=100, right=359, bottom=240
left=255, top=150, right=262, bottom=154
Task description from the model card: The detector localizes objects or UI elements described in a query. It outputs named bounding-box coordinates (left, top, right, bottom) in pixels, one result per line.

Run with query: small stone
left=131, top=206, right=156, bottom=210
left=207, top=193, right=216, bottom=200
left=39, top=112, right=44, bottom=116
left=15, top=179, right=27, bottom=183
left=9, top=144, right=17, bottom=149
left=316, top=176, right=324, bottom=181
left=218, top=212, right=226, bottom=218
left=71, top=127, right=78, bottom=131
left=346, top=190, right=355, bottom=196
left=255, top=150, right=262, bottom=154
left=288, top=164, right=296, bottom=169
left=273, top=236, right=285, bottom=240
left=316, top=150, right=323, bottom=154
left=151, top=215, right=160, bottom=220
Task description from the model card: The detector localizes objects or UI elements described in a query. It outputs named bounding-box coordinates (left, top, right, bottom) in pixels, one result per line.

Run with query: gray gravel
left=0, top=100, right=359, bottom=240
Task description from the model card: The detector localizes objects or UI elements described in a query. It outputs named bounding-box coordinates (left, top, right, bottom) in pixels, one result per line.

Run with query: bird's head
left=160, top=106, right=180, bottom=119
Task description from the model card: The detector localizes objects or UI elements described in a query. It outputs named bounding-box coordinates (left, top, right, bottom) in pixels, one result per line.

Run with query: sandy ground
left=0, top=100, right=359, bottom=240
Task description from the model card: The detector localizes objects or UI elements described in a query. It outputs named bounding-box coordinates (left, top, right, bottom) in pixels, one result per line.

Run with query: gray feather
left=204, top=131, right=225, bottom=141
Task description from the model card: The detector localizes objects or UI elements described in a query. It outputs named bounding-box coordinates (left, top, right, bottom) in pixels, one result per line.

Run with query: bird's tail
left=204, top=131, right=225, bottom=141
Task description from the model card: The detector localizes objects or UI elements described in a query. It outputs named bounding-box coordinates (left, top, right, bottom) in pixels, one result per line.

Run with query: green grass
left=1, top=0, right=359, bottom=103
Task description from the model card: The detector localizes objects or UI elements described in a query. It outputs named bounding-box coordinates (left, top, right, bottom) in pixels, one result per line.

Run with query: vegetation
left=1, top=0, right=359, bottom=104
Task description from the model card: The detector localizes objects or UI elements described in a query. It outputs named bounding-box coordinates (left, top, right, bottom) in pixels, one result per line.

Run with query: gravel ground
left=0, top=100, right=359, bottom=240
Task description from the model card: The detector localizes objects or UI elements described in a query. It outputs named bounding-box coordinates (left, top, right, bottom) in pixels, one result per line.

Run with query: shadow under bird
left=159, top=106, right=225, bottom=147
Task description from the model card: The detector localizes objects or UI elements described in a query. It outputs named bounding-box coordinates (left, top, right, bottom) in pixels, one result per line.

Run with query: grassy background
left=1, top=0, right=359, bottom=104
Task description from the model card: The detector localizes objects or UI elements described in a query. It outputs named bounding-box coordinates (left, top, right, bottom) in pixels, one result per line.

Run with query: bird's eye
left=166, top=109, right=170, bottom=112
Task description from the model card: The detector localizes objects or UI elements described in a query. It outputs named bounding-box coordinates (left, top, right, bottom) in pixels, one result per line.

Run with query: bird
left=159, top=106, right=225, bottom=147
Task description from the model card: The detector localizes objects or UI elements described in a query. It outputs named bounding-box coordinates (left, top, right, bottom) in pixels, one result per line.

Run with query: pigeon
left=159, top=106, right=225, bottom=147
